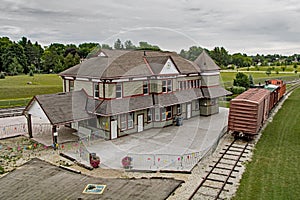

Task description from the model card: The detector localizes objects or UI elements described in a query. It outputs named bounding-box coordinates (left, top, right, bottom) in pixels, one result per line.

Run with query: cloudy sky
left=1, top=0, right=300, bottom=55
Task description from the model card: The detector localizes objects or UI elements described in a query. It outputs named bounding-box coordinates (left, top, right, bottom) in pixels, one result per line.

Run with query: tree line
left=180, top=46, right=300, bottom=69
left=0, top=36, right=299, bottom=77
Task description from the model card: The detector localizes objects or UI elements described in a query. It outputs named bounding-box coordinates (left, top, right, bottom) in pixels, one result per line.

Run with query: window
left=195, top=80, right=199, bottom=88
left=147, top=108, right=152, bottom=122
left=162, top=80, right=167, bottom=93
left=120, top=114, right=127, bottom=130
left=143, top=81, right=149, bottom=94
left=94, top=83, right=99, bottom=98
left=177, top=104, right=181, bottom=114
left=116, top=83, right=122, bottom=98
left=179, top=81, right=183, bottom=90
left=128, top=113, right=134, bottom=129
left=167, top=80, right=172, bottom=92
left=69, top=80, right=74, bottom=91
left=155, top=108, right=160, bottom=121
left=120, top=113, right=134, bottom=130
left=195, top=100, right=200, bottom=110
left=161, top=108, right=166, bottom=121
left=162, top=80, right=172, bottom=93
left=166, top=106, right=172, bottom=119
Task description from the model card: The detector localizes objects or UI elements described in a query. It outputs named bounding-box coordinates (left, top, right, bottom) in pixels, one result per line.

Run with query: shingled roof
left=194, top=50, right=220, bottom=71
left=60, top=50, right=201, bottom=79
left=201, top=86, right=232, bottom=98
left=24, top=90, right=95, bottom=125
left=154, top=89, right=203, bottom=107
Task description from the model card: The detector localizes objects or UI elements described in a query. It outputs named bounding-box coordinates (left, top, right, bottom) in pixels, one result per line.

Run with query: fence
left=0, top=123, right=53, bottom=139
left=125, top=126, right=228, bottom=171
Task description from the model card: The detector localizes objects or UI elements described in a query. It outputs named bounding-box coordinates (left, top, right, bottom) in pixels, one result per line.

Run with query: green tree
left=78, top=43, right=99, bottom=58
left=232, top=53, right=252, bottom=68
left=0, top=37, right=14, bottom=72
left=101, top=44, right=112, bottom=49
left=114, top=38, right=124, bottom=49
left=137, top=41, right=160, bottom=51
left=209, top=47, right=231, bottom=68
left=1, top=42, right=27, bottom=74
left=233, top=72, right=250, bottom=89
left=266, top=68, right=272, bottom=76
left=249, top=74, right=254, bottom=87
left=124, top=40, right=136, bottom=50
left=179, top=46, right=203, bottom=61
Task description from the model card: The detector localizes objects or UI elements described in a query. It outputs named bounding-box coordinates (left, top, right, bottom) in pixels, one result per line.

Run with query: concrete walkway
left=66, top=107, right=229, bottom=172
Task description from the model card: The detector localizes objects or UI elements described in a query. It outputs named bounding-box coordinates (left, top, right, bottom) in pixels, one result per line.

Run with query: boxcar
left=265, top=79, right=286, bottom=100
left=228, top=88, right=271, bottom=138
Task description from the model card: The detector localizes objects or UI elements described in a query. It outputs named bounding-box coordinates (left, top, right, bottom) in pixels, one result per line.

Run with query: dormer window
left=116, top=83, right=122, bottom=98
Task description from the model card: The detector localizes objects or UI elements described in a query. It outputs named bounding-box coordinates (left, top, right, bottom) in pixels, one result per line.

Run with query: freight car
left=228, top=79, right=286, bottom=139
left=228, top=88, right=271, bottom=139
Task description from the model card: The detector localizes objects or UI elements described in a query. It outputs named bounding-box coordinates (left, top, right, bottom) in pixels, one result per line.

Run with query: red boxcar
left=228, top=88, right=271, bottom=138
left=265, top=79, right=286, bottom=100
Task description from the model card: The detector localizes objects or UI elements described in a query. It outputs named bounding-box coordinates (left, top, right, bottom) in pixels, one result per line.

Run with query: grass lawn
left=233, top=87, right=300, bottom=200
left=239, top=65, right=297, bottom=72
left=0, top=74, right=62, bottom=107
left=220, top=71, right=299, bottom=87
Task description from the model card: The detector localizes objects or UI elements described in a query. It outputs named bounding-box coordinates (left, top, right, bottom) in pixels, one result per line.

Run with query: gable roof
left=194, top=50, right=220, bottom=71
left=24, top=90, right=94, bottom=125
left=60, top=50, right=201, bottom=79
left=201, top=86, right=232, bottom=98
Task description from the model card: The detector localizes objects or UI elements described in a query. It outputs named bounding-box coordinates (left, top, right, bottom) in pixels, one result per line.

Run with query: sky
left=0, top=0, right=300, bottom=55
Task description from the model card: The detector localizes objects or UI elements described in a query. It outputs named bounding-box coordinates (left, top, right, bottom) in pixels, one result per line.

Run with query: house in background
left=24, top=49, right=230, bottom=141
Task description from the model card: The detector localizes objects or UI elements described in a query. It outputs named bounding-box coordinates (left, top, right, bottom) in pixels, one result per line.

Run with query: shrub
left=29, top=70, right=34, bottom=76
left=231, top=86, right=246, bottom=94
left=0, top=165, right=4, bottom=174
left=0, top=73, right=5, bottom=79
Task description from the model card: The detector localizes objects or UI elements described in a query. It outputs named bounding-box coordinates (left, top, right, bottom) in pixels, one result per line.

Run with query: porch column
left=27, top=114, right=33, bottom=138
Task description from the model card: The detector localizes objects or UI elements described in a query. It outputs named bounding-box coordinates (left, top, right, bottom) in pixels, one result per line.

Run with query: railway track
left=0, top=107, right=24, bottom=118
left=189, top=139, right=253, bottom=200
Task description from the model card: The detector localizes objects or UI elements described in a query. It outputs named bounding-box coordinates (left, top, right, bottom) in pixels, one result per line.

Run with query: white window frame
left=167, top=80, right=172, bottom=92
left=94, top=83, right=99, bottom=98
left=69, top=80, right=74, bottom=91
left=120, top=114, right=127, bottom=130
left=161, top=107, right=166, bottom=121
left=143, top=81, right=149, bottom=95
left=166, top=106, right=172, bottom=119
left=116, top=83, right=122, bottom=98
left=147, top=108, right=152, bottom=122
left=155, top=107, right=160, bottom=121
left=128, top=112, right=134, bottom=129
left=177, top=104, right=181, bottom=114
left=162, top=80, right=167, bottom=93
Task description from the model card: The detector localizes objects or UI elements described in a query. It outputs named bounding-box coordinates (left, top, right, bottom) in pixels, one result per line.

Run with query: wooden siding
left=99, top=83, right=104, bottom=98
left=124, top=81, right=143, bottom=96
left=105, top=84, right=116, bottom=98
left=201, top=75, right=220, bottom=87
left=74, top=81, right=93, bottom=96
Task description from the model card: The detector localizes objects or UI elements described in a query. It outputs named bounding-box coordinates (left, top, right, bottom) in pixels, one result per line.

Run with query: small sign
left=82, top=184, right=106, bottom=194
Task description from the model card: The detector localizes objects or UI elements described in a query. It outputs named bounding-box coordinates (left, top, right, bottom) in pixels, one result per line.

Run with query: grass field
left=239, top=65, right=297, bottom=72
left=233, top=88, right=300, bottom=200
left=0, top=74, right=62, bottom=107
left=220, top=71, right=299, bottom=88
